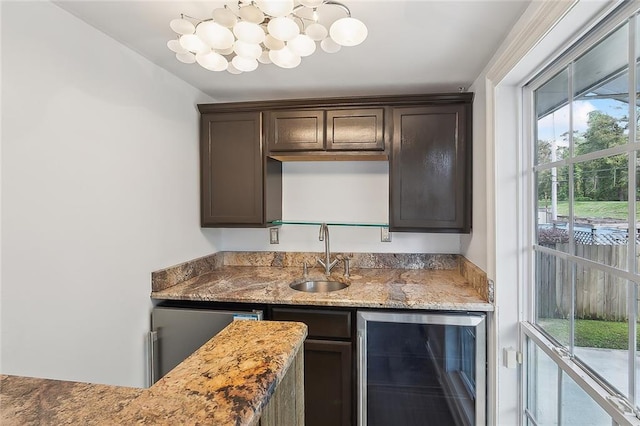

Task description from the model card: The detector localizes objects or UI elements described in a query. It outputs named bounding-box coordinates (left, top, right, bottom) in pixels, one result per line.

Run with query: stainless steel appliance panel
left=150, top=306, right=262, bottom=385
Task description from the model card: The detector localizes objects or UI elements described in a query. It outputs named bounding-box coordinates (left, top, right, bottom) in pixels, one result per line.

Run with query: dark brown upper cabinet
left=200, top=111, right=282, bottom=227
left=326, top=108, right=384, bottom=151
left=266, top=107, right=387, bottom=160
left=390, top=102, right=472, bottom=233
left=198, top=93, right=472, bottom=231
left=267, top=110, right=325, bottom=151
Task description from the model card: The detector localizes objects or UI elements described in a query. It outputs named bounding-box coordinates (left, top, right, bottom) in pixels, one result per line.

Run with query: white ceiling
left=54, top=0, right=530, bottom=102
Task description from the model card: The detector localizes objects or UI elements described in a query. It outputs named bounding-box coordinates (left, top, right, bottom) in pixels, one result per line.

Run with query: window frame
left=522, top=3, right=640, bottom=425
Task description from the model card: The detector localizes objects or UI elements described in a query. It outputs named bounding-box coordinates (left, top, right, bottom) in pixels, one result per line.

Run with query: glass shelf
left=269, top=219, right=389, bottom=228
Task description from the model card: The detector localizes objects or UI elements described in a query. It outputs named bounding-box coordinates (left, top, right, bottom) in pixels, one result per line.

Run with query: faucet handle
left=343, top=257, right=351, bottom=278
left=318, top=222, right=327, bottom=241
left=303, top=261, right=309, bottom=277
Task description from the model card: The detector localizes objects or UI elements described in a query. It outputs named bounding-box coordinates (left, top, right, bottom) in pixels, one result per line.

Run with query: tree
left=574, top=111, right=628, bottom=201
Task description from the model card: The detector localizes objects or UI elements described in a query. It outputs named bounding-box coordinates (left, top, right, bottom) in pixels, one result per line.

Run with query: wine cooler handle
left=358, top=329, right=366, bottom=426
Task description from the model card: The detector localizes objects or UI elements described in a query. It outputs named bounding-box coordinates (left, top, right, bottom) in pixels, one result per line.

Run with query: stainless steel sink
left=289, top=280, right=348, bottom=293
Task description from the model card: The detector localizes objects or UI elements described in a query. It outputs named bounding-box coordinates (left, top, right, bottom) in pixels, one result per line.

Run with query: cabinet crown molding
left=198, top=92, right=474, bottom=113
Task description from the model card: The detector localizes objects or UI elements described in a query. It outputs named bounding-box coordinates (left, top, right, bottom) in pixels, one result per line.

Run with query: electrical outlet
left=381, top=227, right=391, bottom=242
left=269, top=227, right=279, bottom=244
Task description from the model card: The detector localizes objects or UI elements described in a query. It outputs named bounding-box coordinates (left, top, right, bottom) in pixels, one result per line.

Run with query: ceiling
left=54, top=1, right=531, bottom=102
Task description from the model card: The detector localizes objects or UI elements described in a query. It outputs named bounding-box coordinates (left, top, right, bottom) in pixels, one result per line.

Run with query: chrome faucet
left=316, top=223, right=339, bottom=275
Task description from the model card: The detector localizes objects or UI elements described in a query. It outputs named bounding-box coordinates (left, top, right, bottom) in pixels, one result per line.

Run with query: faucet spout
left=316, top=223, right=339, bottom=275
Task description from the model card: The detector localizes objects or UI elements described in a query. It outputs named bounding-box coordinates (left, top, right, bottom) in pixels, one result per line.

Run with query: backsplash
left=221, top=251, right=459, bottom=269
left=459, top=257, right=493, bottom=303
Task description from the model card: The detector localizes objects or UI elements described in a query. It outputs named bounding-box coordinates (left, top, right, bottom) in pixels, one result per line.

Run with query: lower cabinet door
left=304, top=339, right=352, bottom=426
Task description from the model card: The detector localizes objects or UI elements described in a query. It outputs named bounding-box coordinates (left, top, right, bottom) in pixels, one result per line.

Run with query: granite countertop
left=151, top=252, right=494, bottom=312
left=1, top=320, right=307, bottom=426
left=0, top=377, right=142, bottom=425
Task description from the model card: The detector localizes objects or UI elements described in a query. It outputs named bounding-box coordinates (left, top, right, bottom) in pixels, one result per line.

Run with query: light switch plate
left=269, top=227, right=279, bottom=244
left=381, top=227, right=391, bottom=242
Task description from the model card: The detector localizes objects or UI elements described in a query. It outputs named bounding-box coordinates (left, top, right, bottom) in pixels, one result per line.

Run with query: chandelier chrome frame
left=167, top=0, right=368, bottom=74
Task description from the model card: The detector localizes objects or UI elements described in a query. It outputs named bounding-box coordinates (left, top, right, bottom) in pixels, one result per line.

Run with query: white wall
left=1, top=1, right=220, bottom=387
left=461, top=77, right=488, bottom=271
left=220, top=161, right=463, bottom=253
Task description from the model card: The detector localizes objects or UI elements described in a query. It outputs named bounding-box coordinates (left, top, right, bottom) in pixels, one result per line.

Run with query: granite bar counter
left=151, top=251, right=494, bottom=312
left=1, top=320, right=307, bottom=426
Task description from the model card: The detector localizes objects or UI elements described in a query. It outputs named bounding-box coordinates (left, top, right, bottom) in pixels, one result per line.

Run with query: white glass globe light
left=256, top=0, right=294, bottom=17
left=232, top=55, right=259, bottom=72
left=196, top=21, right=234, bottom=50
left=170, top=1, right=367, bottom=73
left=299, top=0, right=324, bottom=7
left=233, top=41, right=263, bottom=59
left=239, top=5, right=265, bottom=23
left=288, top=34, right=316, bottom=57
left=233, top=21, right=266, bottom=44
left=269, top=46, right=301, bottom=68
left=305, top=23, right=328, bottom=41
left=320, top=37, right=341, bottom=53
left=264, top=34, right=286, bottom=51
left=176, top=52, right=196, bottom=63
left=329, top=17, right=367, bottom=46
left=215, top=45, right=235, bottom=55
left=167, top=39, right=187, bottom=54
left=179, top=34, right=210, bottom=53
left=212, top=7, right=237, bottom=27
left=196, top=51, right=229, bottom=71
left=267, top=17, right=300, bottom=41
left=258, top=50, right=272, bottom=64
left=170, top=18, right=195, bottom=35
left=227, top=63, right=243, bottom=74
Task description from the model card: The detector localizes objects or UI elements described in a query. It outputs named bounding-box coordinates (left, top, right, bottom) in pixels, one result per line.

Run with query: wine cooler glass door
left=357, top=311, right=486, bottom=426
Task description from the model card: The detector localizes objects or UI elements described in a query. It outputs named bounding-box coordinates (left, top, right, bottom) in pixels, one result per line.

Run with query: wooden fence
left=537, top=243, right=631, bottom=321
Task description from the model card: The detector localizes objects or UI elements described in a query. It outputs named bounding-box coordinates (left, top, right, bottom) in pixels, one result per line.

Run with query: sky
left=536, top=98, right=631, bottom=147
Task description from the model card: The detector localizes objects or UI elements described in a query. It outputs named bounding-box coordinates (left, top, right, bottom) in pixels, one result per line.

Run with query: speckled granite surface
left=151, top=251, right=461, bottom=292
left=459, top=256, right=492, bottom=304
left=152, top=264, right=493, bottom=311
left=0, top=376, right=142, bottom=426
left=1, top=321, right=307, bottom=426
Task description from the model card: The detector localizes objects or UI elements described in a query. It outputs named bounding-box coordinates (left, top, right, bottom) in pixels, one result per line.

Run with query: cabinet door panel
left=304, top=339, right=352, bottom=426
left=390, top=105, right=471, bottom=232
left=268, top=110, right=325, bottom=151
left=271, top=307, right=352, bottom=339
left=327, top=108, right=384, bottom=151
left=201, top=112, right=263, bottom=225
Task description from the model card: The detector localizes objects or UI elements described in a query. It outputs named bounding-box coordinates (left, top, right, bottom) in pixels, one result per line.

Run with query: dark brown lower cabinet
left=304, top=339, right=352, bottom=426
left=270, top=306, right=355, bottom=426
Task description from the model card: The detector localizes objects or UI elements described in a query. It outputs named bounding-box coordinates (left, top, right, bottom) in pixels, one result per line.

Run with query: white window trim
left=519, top=2, right=640, bottom=425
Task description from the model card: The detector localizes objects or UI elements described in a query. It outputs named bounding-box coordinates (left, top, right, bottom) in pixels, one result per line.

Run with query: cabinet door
left=268, top=110, right=325, bottom=151
left=390, top=105, right=471, bottom=232
left=326, top=108, right=384, bottom=151
left=200, top=112, right=264, bottom=226
left=270, top=307, right=352, bottom=339
left=305, top=339, right=352, bottom=426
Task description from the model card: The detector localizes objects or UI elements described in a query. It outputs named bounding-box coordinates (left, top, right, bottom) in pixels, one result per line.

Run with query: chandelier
left=167, top=0, right=367, bottom=74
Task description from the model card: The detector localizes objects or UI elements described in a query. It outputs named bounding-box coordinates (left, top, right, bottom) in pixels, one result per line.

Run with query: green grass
left=537, top=201, right=639, bottom=220
left=538, top=318, right=636, bottom=350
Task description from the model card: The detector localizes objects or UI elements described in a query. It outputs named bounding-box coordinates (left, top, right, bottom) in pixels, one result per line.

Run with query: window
left=525, top=5, right=640, bottom=425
